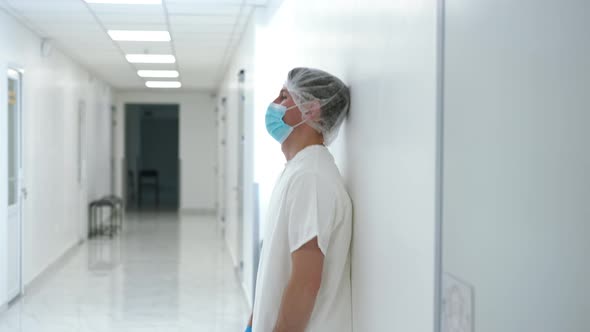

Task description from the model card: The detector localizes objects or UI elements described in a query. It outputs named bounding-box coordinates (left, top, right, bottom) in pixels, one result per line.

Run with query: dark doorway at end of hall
left=125, top=103, right=180, bottom=211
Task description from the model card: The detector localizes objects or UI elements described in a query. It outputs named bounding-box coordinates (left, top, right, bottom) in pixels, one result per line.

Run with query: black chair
left=88, top=199, right=117, bottom=237
left=138, top=169, right=160, bottom=208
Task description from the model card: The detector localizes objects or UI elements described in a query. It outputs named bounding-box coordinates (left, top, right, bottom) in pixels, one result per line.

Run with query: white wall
left=221, top=0, right=440, bottom=330
left=0, top=8, right=113, bottom=306
left=114, top=91, right=217, bottom=212
left=216, top=7, right=257, bottom=305
left=442, top=1, right=590, bottom=331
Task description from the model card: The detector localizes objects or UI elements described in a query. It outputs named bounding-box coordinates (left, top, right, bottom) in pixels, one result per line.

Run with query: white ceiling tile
left=165, top=3, right=242, bottom=16
left=96, top=13, right=166, bottom=25
left=88, top=4, right=164, bottom=15
left=118, top=42, right=173, bottom=54
left=171, top=24, right=237, bottom=34
left=37, top=26, right=104, bottom=36
left=174, top=35, right=237, bottom=42
left=174, top=44, right=231, bottom=54
left=244, top=0, right=269, bottom=5
left=175, top=43, right=231, bottom=51
left=165, top=0, right=243, bottom=4
left=169, top=15, right=238, bottom=25
left=176, top=49, right=226, bottom=59
left=178, top=57, right=224, bottom=66
left=4, top=0, right=89, bottom=12
left=20, top=12, right=96, bottom=24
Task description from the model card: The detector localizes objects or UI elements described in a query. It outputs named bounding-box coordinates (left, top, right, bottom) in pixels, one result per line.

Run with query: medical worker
left=246, top=67, right=352, bottom=332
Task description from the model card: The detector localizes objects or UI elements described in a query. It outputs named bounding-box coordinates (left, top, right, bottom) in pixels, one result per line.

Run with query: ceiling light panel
left=108, top=30, right=170, bottom=41
left=126, top=54, right=176, bottom=63
left=103, top=23, right=167, bottom=30
left=146, top=81, right=182, bottom=88
left=138, top=70, right=179, bottom=78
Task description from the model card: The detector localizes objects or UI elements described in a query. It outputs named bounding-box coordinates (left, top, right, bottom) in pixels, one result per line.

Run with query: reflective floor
left=0, top=212, right=249, bottom=332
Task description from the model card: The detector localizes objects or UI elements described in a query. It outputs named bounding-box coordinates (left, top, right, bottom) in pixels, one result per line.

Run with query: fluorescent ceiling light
left=138, top=70, right=179, bottom=78
left=126, top=54, right=176, bottom=63
left=108, top=30, right=170, bottom=42
left=146, top=81, right=182, bottom=88
left=85, top=0, right=161, bottom=4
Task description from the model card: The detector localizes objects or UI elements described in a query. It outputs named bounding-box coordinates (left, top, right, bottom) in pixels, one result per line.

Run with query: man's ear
left=305, top=100, right=322, bottom=121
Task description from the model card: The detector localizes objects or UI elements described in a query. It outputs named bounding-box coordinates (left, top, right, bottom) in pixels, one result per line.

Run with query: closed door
left=77, top=101, right=87, bottom=240
left=6, top=68, right=23, bottom=302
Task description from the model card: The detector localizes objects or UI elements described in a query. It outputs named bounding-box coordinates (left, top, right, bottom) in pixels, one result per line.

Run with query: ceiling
left=0, top=0, right=267, bottom=91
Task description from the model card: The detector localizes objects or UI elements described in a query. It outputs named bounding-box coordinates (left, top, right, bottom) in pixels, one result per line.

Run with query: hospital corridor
left=0, top=1, right=589, bottom=332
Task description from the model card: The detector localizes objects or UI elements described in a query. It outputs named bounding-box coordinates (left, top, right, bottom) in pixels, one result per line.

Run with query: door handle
left=21, top=188, right=28, bottom=199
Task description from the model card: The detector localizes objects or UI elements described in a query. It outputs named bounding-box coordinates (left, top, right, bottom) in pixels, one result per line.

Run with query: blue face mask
left=265, top=103, right=306, bottom=143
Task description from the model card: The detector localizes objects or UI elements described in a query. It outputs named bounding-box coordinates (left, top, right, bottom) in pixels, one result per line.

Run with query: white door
left=6, top=68, right=23, bottom=302
left=77, top=101, right=88, bottom=240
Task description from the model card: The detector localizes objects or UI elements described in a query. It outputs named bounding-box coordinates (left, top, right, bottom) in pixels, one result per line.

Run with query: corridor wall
left=215, top=6, right=257, bottom=306
left=0, top=8, right=113, bottom=306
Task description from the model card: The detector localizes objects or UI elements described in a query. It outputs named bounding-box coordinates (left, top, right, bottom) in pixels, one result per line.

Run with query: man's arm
left=273, top=237, right=324, bottom=332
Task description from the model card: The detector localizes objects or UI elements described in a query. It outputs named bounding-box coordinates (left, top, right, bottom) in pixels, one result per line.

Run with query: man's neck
left=281, top=133, right=324, bottom=161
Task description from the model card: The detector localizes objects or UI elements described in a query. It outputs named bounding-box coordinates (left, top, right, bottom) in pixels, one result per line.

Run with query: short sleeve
left=286, top=173, right=336, bottom=255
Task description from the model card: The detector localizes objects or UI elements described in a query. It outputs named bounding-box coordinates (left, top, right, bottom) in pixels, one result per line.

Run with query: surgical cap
left=285, top=67, right=350, bottom=146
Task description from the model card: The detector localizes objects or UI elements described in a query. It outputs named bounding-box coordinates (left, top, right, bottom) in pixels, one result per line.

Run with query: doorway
left=6, top=68, right=23, bottom=302
left=125, top=104, right=180, bottom=210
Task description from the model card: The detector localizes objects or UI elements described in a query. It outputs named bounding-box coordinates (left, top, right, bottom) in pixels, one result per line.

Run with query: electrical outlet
left=442, top=273, right=474, bottom=332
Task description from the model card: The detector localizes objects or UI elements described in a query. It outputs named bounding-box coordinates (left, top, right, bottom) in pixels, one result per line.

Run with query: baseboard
left=180, top=208, right=217, bottom=215
left=23, top=238, right=85, bottom=294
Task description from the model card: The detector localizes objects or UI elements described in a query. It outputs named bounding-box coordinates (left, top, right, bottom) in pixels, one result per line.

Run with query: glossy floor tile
left=0, top=212, right=249, bottom=332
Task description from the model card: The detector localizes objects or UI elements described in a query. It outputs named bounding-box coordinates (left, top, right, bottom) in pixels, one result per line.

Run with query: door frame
left=6, top=65, right=24, bottom=302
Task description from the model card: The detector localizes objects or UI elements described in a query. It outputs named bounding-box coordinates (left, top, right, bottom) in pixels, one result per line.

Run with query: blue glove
left=245, top=326, right=252, bottom=332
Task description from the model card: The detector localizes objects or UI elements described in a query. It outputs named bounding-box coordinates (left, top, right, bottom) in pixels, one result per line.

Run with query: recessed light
left=108, top=30, right=170, bottom=42
left=138, top=70, right=179, bottom=78
left=146, top=81, right=182, bottom=88
left=85, top=0, right=161, bottom=4
left=126, top=54, right=176, bottom=63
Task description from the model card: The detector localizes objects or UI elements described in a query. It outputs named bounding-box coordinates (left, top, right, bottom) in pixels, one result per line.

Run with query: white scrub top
left=252, top=145, right=353, bottom=332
